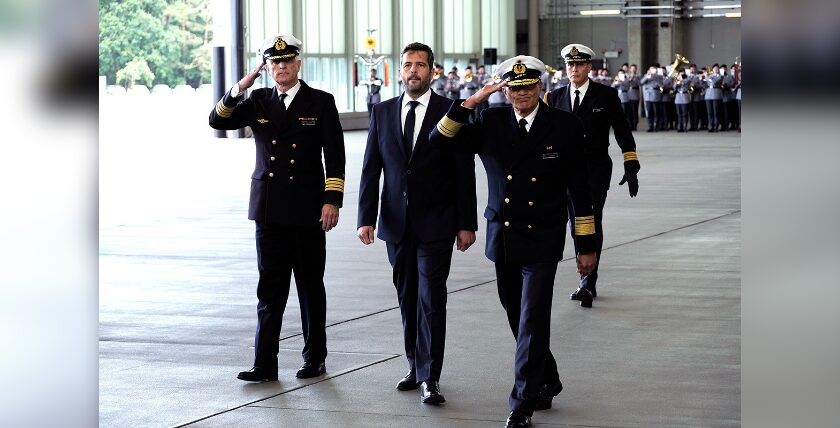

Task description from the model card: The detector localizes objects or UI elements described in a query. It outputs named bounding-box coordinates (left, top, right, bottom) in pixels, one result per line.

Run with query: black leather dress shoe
left=420, top=381, right=446, bottom=404
left=570, top=287, right=593, bottom=308
left=534, top=379, right=563, bottom=410
left=237, top=367, right=278, bottom=382
left=295, top=361, right=326, bottom=379
left=505, top=411, right=531, bottom=427
left=396, top=369, right=420, bottom=391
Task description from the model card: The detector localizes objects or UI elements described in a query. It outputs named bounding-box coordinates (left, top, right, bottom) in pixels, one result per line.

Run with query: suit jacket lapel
left=576, top=80, right=598, bottom=117
left=558, top=86, right=572, bottom=113
left=284, top=80, right=313, bottom=127
left=392, top=93, right=408, bottom=161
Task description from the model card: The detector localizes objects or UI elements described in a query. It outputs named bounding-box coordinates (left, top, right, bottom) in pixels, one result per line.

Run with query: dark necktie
left=518, top=118, right=528, bottom=142
left=403, top=101, right=419, bottom=158
left=573, top=89, right=580, bottom=113
left=278, top=93, right=287, bottom=113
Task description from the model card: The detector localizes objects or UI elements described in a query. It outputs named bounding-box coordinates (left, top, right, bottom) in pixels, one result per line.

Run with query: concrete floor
left=99, top=98, right=740, bottom=427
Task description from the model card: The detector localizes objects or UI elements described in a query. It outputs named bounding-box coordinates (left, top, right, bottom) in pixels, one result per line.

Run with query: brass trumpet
left=668, top=53, right=689, bottom=79
left=546, top=64, right=557, bottom=74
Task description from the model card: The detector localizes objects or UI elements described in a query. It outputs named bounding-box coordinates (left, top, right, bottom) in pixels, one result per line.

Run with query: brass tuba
left=668, top=53, right=689, bottom=79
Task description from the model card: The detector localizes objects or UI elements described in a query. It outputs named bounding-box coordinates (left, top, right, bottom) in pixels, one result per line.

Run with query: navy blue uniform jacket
left=358, top=92, right=477, bottom=243
left=545, top=80, right=638, bottom=193
left=430, top=102, right=597, bottom=264
left=209, top=80, right=346, bottom=225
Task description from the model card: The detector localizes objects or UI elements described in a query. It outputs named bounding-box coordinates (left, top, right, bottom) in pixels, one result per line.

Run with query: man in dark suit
left=545, top=44, right=640, bottom=308
left=209, top=34, right=345, bottom=382
left=430, top=55, right=598, bottom=428
left=357, top=42, right=477, bottom=405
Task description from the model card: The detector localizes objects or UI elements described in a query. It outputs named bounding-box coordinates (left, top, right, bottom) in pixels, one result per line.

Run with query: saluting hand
left=463, top=79, right=508, bottom=109
left=320, top=204, right=339, bottom=232
left=237, top=63, right=265, bottom=93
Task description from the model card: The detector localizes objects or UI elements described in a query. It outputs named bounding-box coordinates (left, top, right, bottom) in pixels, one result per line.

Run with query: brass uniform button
left=289, top=176, right=294, bottom=180
left=290, top=159, right=295, bottom=164
left=528, top=201, right=534, bottom=206
left=504, top=221, right=510, bottom=227
left=272, top=140, right=277, bottom=145
left=270, top=156, right=275, bottom=161
left=507, top=175, right=513, bottom=181
left=531, top=177, right=537, bottom=182
left=291, top=144, right=297, bottom=148
left=527, top=225, right=533, bottom=229
left=504, top=198, right=510, bottom=203
left=268, top=172, right=274, bottom=178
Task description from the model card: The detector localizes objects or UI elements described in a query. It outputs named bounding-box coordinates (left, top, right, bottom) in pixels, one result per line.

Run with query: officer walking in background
left=545, top=44, right=639, bottom=308
left=209, top=34, right=345, bottom=383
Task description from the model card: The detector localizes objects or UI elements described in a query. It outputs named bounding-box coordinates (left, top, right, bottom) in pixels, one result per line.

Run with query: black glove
left=619, top=159, right=640, bottom=197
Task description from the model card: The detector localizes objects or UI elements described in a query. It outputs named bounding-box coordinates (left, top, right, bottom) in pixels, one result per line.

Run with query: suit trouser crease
left=386, top=221, right=453, bottom=383
left=254, top=222, right=327, bottom=370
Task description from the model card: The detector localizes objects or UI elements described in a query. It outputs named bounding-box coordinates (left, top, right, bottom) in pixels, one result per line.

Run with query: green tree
left=116, top=57, right=156, bottom=88
left=99, top=0, right=212, bottom=88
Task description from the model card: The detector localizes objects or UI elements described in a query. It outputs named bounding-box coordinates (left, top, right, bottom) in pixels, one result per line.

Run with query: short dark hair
left=401, top=42, right=435, bottom=67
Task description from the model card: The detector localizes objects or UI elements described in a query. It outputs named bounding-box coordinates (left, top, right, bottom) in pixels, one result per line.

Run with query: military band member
left=660, top=68, right=674, bottom=130
left=430, top=63, right=447, bottom=97
left=687, top=64, right=703, bottom=131
left=358, top=42, right=478, bottom=405
left=209, top=34, right=346, bottom=383
left=704, top=64, right=724, bottom=132
left=459, top=66, right=482, bottom=120
left=640, top=65, right=663, bottom=132
left=549, top=68, right=569, bottom=92
left=475, top=65, right=492, bottom=117
left=430, top=55, right=598, bottom=428
left=545, top=44, right=639, bottom=308
left=674, top=72, right=692, bottom=132
left=627, top=64, right=641, bottom=131
left=444, top=70, right=460, bottom=100
left=612, top=69, right=634, bottom=128
left=722, top=64, right=738, bottom=130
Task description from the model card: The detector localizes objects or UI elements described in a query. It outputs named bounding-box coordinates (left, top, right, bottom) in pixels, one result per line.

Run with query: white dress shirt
left=569, top=78, right=591, bottom=108
left=401, top=89, right=432, bottom=149
left=230, top=80, right=302, bottom=110
left=514, top=102, right=540, bottom=132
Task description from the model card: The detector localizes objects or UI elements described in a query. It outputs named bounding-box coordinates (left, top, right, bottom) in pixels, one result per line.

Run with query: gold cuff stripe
left=575, top=215, right=596, bottom=235
left=325, top=178, right=345, bottom=192
left=216, top=100, right=233, bottom=118
left=575, top=223, right=596, bottom=235
left=623, top=152, right=638, bottom=162
left=436, top=116, right=463, bottom=138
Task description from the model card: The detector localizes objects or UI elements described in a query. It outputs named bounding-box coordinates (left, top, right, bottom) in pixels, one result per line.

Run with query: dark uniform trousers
left=255, top=222, right=327, bottom=370
left=494, top=240, right=560, bottom=414
left=386, top=217, right=454, bottom=382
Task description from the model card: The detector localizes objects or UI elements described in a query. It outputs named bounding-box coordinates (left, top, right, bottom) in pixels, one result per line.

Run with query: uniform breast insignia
left=257, top=118, right=269, bottom=123
left=542, top=153, right=559, bottom=159
left=592, top=107, right=604, bottom=112
left=298, top=117, right=318, bottom=126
